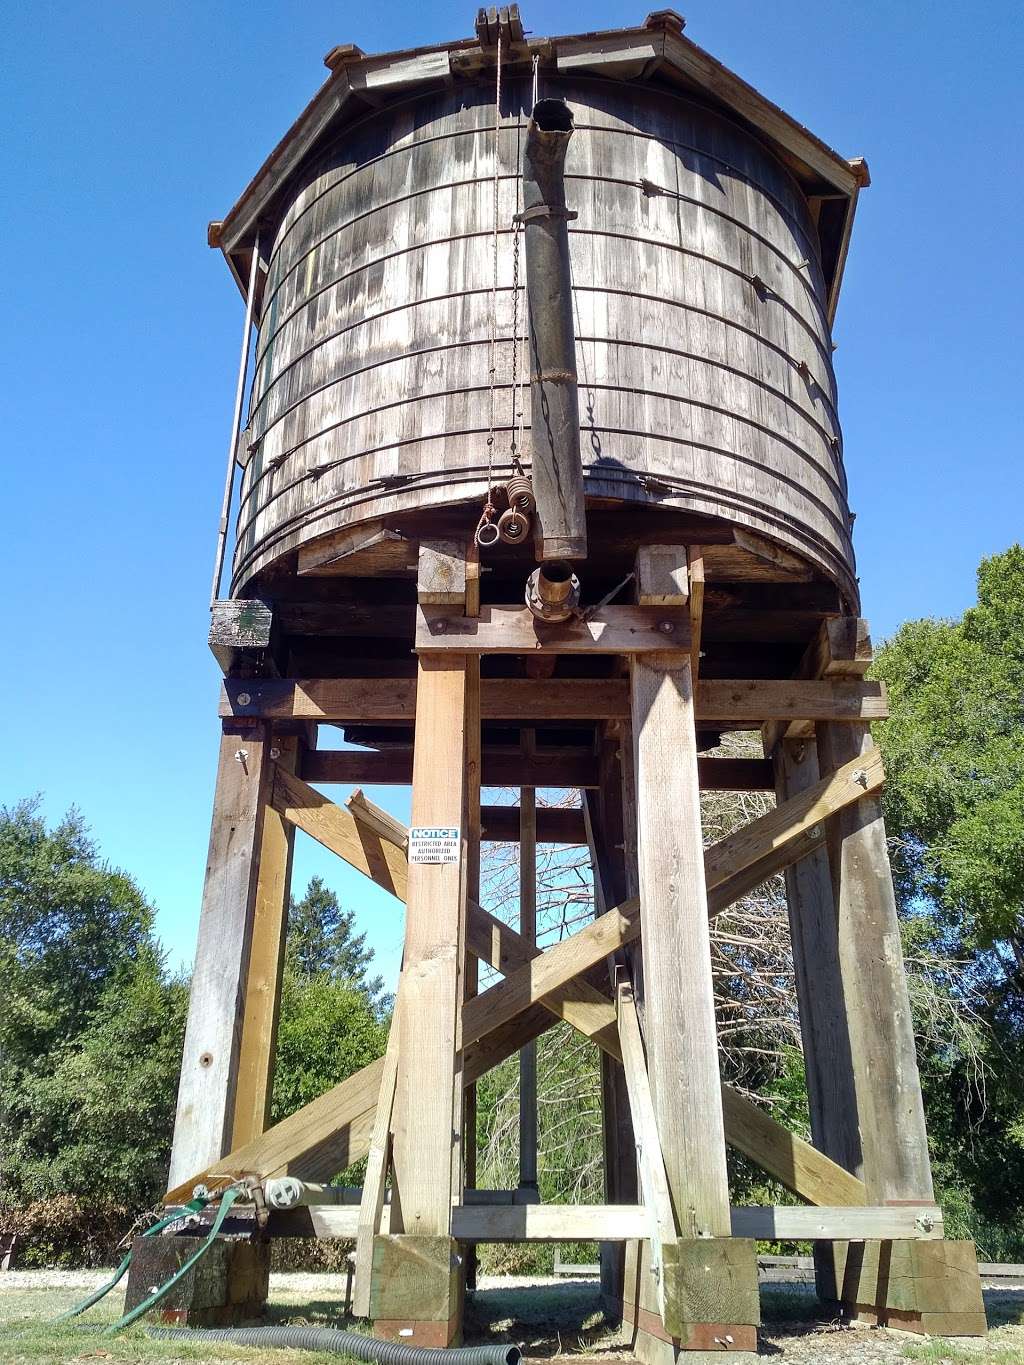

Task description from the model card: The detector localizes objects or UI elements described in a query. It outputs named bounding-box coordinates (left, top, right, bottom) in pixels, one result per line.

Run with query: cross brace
left=165, top=755, right=879, bottom=1208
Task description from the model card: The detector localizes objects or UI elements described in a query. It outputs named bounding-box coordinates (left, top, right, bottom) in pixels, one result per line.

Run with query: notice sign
left=408, top=827, right=461, bottom=864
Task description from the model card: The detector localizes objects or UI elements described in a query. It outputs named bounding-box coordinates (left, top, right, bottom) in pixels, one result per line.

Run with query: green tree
left=0, top=799, right=156, bottom=1068
left=287, top=875, right=385, bottom=1005
left=0, top=799, right=187, bottom=1252
left=874, top=545, right=1024, bottom=1256
left=271, top=969, right=388, bottom=1124
left=875, top=545, right=1024, bottom=963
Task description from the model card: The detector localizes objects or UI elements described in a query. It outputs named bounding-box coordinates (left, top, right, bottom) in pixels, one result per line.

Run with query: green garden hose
left=102, top=1186, right=243, bottom=1334
left=52, top=1196, right=208, bottom=1323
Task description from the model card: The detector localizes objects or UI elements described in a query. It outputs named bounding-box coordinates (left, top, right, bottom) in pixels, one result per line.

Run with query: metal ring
left=475, top=520, right=501, bottom=547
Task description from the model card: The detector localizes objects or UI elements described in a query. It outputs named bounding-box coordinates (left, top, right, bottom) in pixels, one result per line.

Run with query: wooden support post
left=805, top=620, right=980, bottom=1332
left=628, top=547, right=758, bottom=1354
left=231, top=734, right=302, bottom=1149
left=167, top=721, right=273, bottom=1191
left=584, top=730, right=637, bottom=1311
left=462, top=637, right=481, bottom=1286
left=816, top=696, right=932, bottom=1200
left=353, top=990, right=402, bottom=1317
left=377, top=545, right=471, bottom=1344
left=629, top=678, right=729, bottom=1227
left=517, top=764, right=539, bottom=1200
left=772, top=738, right=861, bottom=1178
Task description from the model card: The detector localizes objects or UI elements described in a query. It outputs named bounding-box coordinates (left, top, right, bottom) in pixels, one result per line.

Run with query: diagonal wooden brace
left=167, top=758, right=880, bottom=1206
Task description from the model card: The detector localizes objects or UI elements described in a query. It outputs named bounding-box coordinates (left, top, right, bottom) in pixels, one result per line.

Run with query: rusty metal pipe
left=522, top=99, right=587, bottom=562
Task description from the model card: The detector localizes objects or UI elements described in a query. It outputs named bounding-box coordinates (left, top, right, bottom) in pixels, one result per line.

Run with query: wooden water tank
left=228, top=60, right=858, bottom=606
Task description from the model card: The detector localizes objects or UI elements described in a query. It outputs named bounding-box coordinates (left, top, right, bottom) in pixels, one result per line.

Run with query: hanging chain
left=485, top=27, right=503, bottom=503
left=508, top=183, right=524, bottom=474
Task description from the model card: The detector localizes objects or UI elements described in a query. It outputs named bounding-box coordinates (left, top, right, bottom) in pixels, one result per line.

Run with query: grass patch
left=902, top=1344, right=1024, bottom=1364
left=0, top=1285, right=361, bottom=1365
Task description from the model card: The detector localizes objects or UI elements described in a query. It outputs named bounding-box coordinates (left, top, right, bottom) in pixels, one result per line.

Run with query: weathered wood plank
left=231, top=734, right=299, bottom=1150
left=276, top=1201, right=943, bottom=1244
left=460, top=899, right=642, bottom=1052
left=301, top=748, right=772, bottom=791
left=389, top=653, right=469, bottom=1235
left=616, top=976, right=678, bottom=1322
left=415, top=604, right=691, bottom=654
left=346, top=788, right=409, bottom=850
left=688, top=547, right=705, bottom=682
left=763, top=617, right=872, bottom=752
left=481, top=805, right=585, bottom=844
left=352, top=992, right=402, bottom=1317
left=271, top=767, right=408, bottom=900
left=635, top=546, right=689, bottom=606
left=167, top=723, right=273, bottom=1192
left=704, top=747, right=884, bottom=897
left=518, top=781, right=538, bottom=1195
left=417, top=541, right=468, bottom=605
left=729, top=1205, right=943, bottom=1242
left=818, top=722, right=934, bottom=1204
left=222, top=677, right=887, bottom=726
left=208, top=599, right=275, bottom=676
left=773, top=739, right=862, bottom=1179
left=721, top=1087, right=866, bottom=1208
left=630, top=645, right=732, bottom=1239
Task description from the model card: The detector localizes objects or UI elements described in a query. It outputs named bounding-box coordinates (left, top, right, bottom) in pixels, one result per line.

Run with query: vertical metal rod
left=518, top=751, right=539, bottom=1197
left=210, top=235, right=261, bottom=607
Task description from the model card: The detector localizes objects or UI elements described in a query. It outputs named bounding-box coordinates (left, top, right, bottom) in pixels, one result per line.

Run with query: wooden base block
left=818, top=1239, right=986, bottom=1336
left=368, top=1235, right=464, bottom=1345
left=620, top=1238, right=759, bottom=1354
left=122, top=1235, right=269, bottom=1326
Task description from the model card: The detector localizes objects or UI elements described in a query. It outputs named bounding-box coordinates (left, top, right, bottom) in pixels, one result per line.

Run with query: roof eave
left=213, top=21, right=866, bottom=315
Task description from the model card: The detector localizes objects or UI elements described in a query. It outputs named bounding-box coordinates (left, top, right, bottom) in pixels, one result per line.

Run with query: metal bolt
left=237, top=691, right=251, bottom=706
left=658, top=620, right=675, bottom=634
left=199, top=1052, right=213, bottom=1068
left=435, top=619, right=448, bottom=634
left=810, top=824, right=822, bottom=840
left=853, top=768, right=869, bottom=789
left=234, top=748, right=249, bottom=764
left=269, top=747, right=281, bottom=759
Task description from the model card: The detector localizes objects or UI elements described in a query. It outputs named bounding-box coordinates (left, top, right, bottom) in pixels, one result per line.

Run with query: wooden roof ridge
left=211, top=16, right=869, bottom=319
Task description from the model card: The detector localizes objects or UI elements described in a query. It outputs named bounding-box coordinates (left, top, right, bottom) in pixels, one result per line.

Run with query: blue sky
left=2, top=1, right=1021, bottom=990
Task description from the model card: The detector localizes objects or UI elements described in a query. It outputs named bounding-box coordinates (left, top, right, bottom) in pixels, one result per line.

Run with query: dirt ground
left=1, top=1272, right=1023, bottom=1365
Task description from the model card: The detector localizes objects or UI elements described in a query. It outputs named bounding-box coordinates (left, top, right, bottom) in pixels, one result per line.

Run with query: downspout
left=521, top=99, right=588, bottom=564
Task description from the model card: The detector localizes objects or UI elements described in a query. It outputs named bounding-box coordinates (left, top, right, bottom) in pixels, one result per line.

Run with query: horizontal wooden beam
left=222, top=677, right=887, bottom=728
left=729, top=1204, right=942, bottom=1242
left=763, top=617, right=872, bottom=753
left=301, top=749, right=773, bottom=791
left=480, top=806, right=586, bottom=844
left=303, top=747, right=602, bottom=788
left=273, top=1201, right=941, bottom=1243
left=416, top=604, right=691, bottom=654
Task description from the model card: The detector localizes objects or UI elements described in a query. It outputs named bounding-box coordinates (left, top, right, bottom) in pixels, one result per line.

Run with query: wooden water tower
left=155, top=8, right=986, bottom=1356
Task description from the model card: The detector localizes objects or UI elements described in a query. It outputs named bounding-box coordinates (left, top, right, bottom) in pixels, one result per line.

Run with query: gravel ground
left=1, top=1271, right=1022, bottom=1362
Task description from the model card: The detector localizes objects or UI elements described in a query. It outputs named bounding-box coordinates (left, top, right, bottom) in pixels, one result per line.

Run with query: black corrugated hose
left=149, top=1325, right=520, bottom=1365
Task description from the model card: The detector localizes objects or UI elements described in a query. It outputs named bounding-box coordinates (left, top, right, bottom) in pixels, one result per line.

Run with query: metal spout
left=522, top=98, right=587, bottom=562
left=525, top=560, right=581, bottom=623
